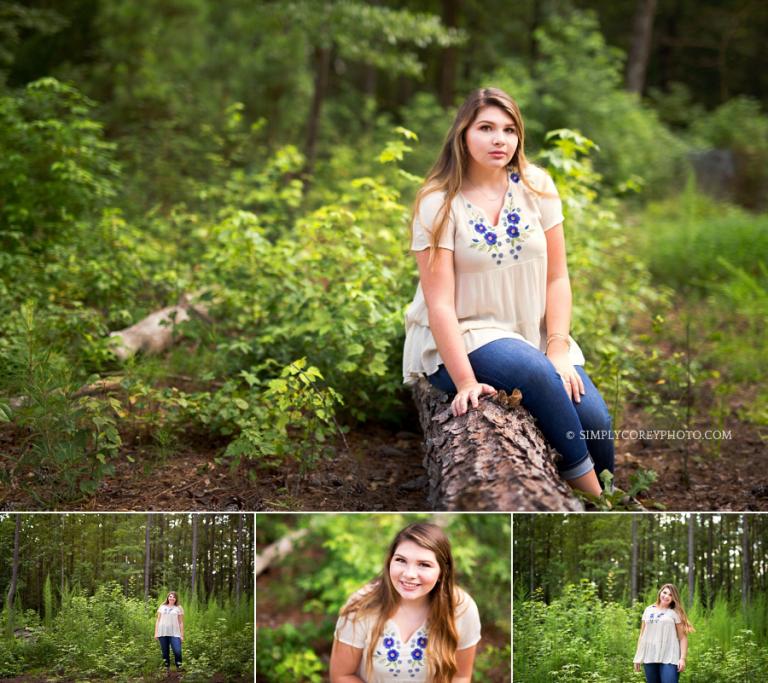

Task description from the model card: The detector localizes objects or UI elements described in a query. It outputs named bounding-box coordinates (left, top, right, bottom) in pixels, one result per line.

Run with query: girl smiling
left=329, top=523, right=480, bottom=683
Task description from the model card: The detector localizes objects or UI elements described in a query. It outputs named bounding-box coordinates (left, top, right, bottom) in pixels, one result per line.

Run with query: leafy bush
left=515, top=583, right=768, bottom=683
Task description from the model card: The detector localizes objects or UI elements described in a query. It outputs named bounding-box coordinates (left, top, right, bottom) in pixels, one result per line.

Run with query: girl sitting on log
left=329, top=523, right=480, bottom=683
left=402, top=86, right=614, bottom=496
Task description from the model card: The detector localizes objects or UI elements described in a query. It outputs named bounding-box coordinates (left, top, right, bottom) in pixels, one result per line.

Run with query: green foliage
left=0, top=303, right=121, bottom=497
left=0, top=583, right=253, bottom=681
left=256, top=623, right=326, bottom=683
left=479, top=10, right=686, bottom=194
left=515, top=584, right=768, bottom=683
left=0, top=77, right=119, bottom=249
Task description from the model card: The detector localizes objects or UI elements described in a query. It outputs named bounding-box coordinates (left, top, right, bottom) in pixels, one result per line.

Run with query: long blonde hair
left=655, top=583, right=695, bottom=634
left=411, top=86, right=543, bottom=267
left=339, top=523, right=460, bottom=683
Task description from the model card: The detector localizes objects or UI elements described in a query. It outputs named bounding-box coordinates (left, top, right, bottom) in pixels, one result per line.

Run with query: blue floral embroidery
left=510, top=172, right=520, bottom=183
left=374, top=628, right=428, bottom=678
left=468, top=183, right=532, bottom=266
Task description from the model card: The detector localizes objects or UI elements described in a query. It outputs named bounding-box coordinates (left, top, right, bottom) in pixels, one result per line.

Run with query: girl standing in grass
left=329, top=523, right=481, bottom=682
left=155, top=591, right=184, bottom=672
left=402, top=86, right=614, bottom=496
left=634, top=583, right=694, bottom=682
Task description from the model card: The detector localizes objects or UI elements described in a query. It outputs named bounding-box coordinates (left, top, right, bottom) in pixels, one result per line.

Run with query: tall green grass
left=514, top=582, right=768, bottom=683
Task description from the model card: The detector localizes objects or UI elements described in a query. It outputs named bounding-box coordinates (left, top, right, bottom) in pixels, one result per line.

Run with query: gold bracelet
left=546, top=333, right=571, bottom=351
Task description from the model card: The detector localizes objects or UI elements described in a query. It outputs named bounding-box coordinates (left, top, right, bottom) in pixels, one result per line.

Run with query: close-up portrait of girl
left=329, top=523, right=481, bottom=683
left=634, top=583, right=695, bottom=683
left=402, top=86, right=614, bottom=497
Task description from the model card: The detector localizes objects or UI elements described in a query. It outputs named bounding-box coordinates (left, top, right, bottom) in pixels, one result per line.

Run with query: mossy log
left=412, top=378, right=583, bottom=511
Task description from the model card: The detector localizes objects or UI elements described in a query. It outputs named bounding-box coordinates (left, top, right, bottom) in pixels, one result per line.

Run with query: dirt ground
left=1, top=389, right=765, bottom=512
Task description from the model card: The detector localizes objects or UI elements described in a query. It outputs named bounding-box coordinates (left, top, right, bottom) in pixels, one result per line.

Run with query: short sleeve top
left=334, top=588, right=481, bottom=682
left=402, top=165, right=585, bottom=384
left=633, top=605, right=681, bottom=664
left=156, top=605, right=184, bottom=638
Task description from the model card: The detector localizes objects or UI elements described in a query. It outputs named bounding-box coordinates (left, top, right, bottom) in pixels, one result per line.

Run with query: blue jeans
left=158, top=636, right=182, bottom=669
left=644, top=663, right=679, bottom=683
left=427, top=338, right=614, bottom=480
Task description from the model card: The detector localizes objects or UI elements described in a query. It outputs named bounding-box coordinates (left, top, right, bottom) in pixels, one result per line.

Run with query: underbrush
left=628, top=182, right=768, bottom=434
left=514, top=581, right=768, bottom=683
left=0, top=583, right=253, bottom=681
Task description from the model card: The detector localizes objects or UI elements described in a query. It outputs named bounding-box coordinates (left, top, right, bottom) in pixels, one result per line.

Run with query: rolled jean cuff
left=559, top=452, right=595, bottom=480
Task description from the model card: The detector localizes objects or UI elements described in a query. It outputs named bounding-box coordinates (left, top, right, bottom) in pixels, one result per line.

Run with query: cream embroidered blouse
left=633, top=605, right=682, bottom=665
left=334, top=587, right=481, bottom=682
left=402, top=164, right=585, bottom=385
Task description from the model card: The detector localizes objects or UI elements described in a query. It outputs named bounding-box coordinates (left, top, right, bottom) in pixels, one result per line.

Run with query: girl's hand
left=547, top=352, right=584, bottom=403
left=677, top=658, right=686, bottom=673
left=452, top=381, right=496, bottom=417
left=633, top=662, right=641, bottom=673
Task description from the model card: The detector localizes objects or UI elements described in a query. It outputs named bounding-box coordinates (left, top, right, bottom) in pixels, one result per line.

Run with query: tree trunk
left=304, top=44, right=331, bottom=184
left=235, top=514, right=244, bottom=606
left=191, top=514, right=199, bottom=599
left=687, top=514, right=695, bottom=607
left=255, top=528, right=309, bottom=577
left=438, top=0, right=460, bottom=107
left=412, top=379, right=582, bottom=511
left=144, top=514, right=152, bottom=600
left=6, top=516, right=21, bottom=611
left=625, top=0, right=658, bottom=94
left=631, top=515, right=639, bottom=603
left=109, top=294, right=209, bottom=361
left=742, top=514, right=750, bottom=608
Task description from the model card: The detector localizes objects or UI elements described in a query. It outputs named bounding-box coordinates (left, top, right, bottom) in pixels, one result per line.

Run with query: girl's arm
left=154, top=612, right=161, bottom=639
left=329, top=639, right=365, bottom=683
left=633, top=620, right=646, bottom=672
left=676, top=623, right=688, bottom=672
left=414, top=248, right=496, bottom=417
left=453, top=644, right=477, bottom=682
left=544, top=223, right=584, bottom=404
left=178, top=614, right=184, bottom=640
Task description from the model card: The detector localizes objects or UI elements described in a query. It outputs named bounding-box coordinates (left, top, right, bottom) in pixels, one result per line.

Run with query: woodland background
left=0, top=0, right=766, bottom=512
left=255, top=513, right=511, bottom=682
left=0, top=513, right=254, bottom=681
left=513, top=513, right=768, bottom=682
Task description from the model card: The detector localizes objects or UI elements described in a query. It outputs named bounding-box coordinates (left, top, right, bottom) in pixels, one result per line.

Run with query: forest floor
left=2, top=387, right=765, bottom=511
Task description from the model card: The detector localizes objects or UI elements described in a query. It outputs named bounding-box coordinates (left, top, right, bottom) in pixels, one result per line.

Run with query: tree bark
left=412, top=379, right=582, bottom=511
left=688, top=513, right=695, bottom=607
left=631, top=515, right=639, bottom=603
left=109, top=294, right=209, bottom=361
left=742, top=514, right=750, bottom=608
left=438, top=0, right=460, bottom=107
left=6, top=516, right=21, bottom=611
left=303, top=44, right=331, bottom=184
left=144, top=514, right=152, bottom=600
left=625, top=0, right=658, bottom=94
left=235, top=514, right=244, bottom=606
left=191, top=514, right=198, bottom=599
left=255, top=528, right=309, bottom=577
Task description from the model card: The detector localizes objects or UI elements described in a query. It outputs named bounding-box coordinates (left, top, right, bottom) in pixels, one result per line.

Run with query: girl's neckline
left=387, top=615, right=427, bottom=647
left=458, top=174, right=514, bottom=229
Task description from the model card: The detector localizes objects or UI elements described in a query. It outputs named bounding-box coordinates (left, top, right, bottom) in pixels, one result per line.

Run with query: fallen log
left=108, top=292, right=210, bottom=361
left=255, top=528, right=309, bottom=577
left=412, top=378, right=583, bottom=512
